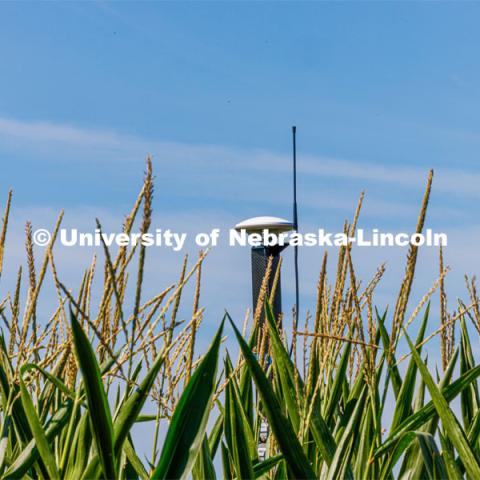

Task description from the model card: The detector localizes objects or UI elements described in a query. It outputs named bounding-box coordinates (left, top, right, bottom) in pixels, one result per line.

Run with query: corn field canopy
left=0, top=163, right=479, bottom=480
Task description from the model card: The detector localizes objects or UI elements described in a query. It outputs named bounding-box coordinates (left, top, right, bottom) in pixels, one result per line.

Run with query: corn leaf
left=70, top=309, right=117, bottom=480
left=228, top=313, right=316, bottom=479
left=151, top=318, right=223, bottom=480
left=18, top=372, right=60, bottom=479
left=404, top=328, right=480, bottom=478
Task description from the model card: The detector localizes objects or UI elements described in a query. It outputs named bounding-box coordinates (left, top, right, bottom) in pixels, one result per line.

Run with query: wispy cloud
left=0, top=115, right=477, bottom=198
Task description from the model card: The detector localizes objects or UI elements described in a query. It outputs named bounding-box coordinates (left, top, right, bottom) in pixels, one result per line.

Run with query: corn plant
left=0, top=163, right=480, bottom=479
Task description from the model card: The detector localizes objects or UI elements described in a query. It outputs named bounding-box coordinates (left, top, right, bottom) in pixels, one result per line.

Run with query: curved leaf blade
left=228, top=313, right=316, bottom=479
left=151, top=319, right=224, bottom=480
left=70, top=309, right=116, bottom=480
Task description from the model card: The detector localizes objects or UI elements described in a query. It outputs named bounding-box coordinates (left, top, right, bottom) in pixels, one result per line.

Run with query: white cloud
left=0, top=115, right=479, bottom=201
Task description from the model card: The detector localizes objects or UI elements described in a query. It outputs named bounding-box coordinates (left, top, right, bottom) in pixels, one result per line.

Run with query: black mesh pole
left=251, top=244, right=286, bottom=325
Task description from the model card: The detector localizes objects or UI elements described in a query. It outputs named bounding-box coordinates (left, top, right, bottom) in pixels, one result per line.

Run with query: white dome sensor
left=234, top=216, right=294, bottom=234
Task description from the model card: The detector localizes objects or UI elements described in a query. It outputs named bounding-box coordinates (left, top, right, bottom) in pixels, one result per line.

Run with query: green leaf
left=253, top=454, right=283, bottom=478
left=0, top=414, right=10, bottom=475
left=390, top=304, right=429, bottom=432
left=192, top=436, right=216, bottom=480
left=404, top=328, right=480, bottom=479
left=70, top=309, right=116, bottom=480
left=113, top=346, right=166, bottom=454
left=323, top=341, right=351, bottom=425
left=208, top=411, right=223, bottom=459
left=353, top=396, right=374, bottom=479
left=402, top=351, right=458, bottom=480
left=22, top=363, right=76, bottom=401
left=18, top=372, right=60, bottom=479
left=66, top=410, right=92, bottom=480
left=415, top=431, right=448, bottom=480
left=264, top=303, right=301, bottom=431
left=239, top=320, right=258, bottom=429
left=376, top=309, right=402, bottom=399
left=4, top=400, right=71, bottom=479
left=228, top=313, right=316, bottom=479
left=224, top=354, right=255, bottom=479
left=264, top=302, right=337, bottom=469
left=460, top=316, right=479, bottom=428
left=124, top=437, right=149, bottom=480
left=326, top=387, right=367, bottom=480
left=151, top=318, right=224, bottom=480
left=376, top=349, right=480, bottom=458
left=439, top=432, right=463, bottom=480
left=221, top=441, right=233, bottom=479
left=389, top=431, right=448, bottom=480
left=0, top=361, right=32, bottom=444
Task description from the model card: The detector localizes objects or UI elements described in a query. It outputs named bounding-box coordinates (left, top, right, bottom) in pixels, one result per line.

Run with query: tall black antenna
left=292, top=126, right=299, bottom=334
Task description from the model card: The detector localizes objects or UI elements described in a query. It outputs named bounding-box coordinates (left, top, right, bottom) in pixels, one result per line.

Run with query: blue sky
left=1, top=2, right=480, bottom=359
